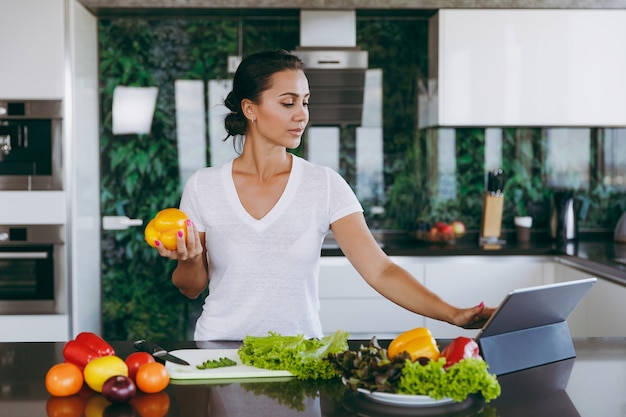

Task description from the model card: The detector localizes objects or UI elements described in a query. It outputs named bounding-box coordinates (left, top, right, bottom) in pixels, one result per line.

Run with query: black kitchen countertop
left=322, top=230, right=626, bottom=285
left=0, top=338, right=623, bottom=417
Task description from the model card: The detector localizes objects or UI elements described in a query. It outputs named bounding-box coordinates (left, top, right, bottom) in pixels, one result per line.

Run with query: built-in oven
left=0, top=225, right=66, bottom=314
left=0, top=100, right=63, bottom=190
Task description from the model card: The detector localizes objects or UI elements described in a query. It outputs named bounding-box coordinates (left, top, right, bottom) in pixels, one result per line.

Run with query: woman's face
left=251, top=69, right=310, bottom=149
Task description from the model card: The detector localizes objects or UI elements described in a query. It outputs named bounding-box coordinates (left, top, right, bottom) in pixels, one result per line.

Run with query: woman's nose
left=295, top=105, right=309, bottom=122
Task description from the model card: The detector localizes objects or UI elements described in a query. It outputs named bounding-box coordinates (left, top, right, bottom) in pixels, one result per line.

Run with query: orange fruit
left=135, top=362, right=170, bottom=394
left=45, top=363, right=84, bottom=397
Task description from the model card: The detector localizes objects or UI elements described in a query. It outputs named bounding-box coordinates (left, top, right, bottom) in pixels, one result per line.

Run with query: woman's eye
left=282, top=101, right=308, bottom=108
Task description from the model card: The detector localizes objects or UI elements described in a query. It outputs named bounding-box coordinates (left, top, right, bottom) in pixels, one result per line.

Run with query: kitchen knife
left=133, top=340, right=190, bottom=366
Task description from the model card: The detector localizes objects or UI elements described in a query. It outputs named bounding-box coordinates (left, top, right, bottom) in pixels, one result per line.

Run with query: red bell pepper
left=74, top=332, right=115, bottom=357
left=440, top=336, right=481, bottom=368
left=63, top=339, right=100, bottom=369
left=63, top=332, right=115, bottom=369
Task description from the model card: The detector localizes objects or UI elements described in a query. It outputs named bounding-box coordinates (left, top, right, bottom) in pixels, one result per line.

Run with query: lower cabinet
left=555, top=262, right=626, bottom=337
left=318, top=256, right=550, bottom=339
left=554, top=262, right=593, bottom=337
left=318, top=257, right=426, bottom=340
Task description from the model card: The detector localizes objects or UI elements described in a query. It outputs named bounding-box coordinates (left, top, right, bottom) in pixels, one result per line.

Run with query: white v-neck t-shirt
left=180, top=155, right=363, bottom=340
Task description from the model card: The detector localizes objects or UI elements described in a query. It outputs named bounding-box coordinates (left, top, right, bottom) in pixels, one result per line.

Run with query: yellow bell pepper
left=144, top=208, right=188, bottom=250
left=387, top=327, right=440, bottom=362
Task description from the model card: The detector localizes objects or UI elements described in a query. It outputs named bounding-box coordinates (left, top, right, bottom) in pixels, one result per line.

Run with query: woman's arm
left=155, top=221, right=209, bottom=299
left=331, top=212, right=493, bottom=328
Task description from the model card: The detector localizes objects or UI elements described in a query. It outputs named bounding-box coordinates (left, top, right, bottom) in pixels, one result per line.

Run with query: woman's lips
left=289, top=128, right=305, bottom=136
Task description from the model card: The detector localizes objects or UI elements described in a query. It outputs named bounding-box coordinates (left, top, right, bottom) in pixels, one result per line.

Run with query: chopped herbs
left=196, top=357, right=237, bottom=370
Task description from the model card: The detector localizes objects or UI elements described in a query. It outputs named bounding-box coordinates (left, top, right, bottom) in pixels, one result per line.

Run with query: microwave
left=0, top=100, right=63, bottom=190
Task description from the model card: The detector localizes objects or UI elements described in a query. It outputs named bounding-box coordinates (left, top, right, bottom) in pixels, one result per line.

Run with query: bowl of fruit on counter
left=412, top=220, right=466, bottom=244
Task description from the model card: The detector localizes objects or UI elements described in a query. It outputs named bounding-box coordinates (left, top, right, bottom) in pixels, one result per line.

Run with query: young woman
left=154, top=50, right=493, bottom=341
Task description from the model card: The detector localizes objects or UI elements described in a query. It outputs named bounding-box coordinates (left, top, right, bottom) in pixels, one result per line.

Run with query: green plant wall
left=99, top=17, right=299, bottom=341
left=99, top=19, right=228, bottom=341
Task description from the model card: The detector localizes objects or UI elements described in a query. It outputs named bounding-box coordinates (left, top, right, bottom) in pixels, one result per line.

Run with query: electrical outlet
left=228, top=56, right=242, bottom=74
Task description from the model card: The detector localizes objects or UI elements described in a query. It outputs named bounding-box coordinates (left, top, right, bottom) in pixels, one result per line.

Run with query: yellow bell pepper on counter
left=387, top=327, right=440, bottom=362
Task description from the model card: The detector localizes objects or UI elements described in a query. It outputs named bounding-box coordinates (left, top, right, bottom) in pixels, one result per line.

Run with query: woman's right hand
left=165, top=220, right=209, bottom=299
left=154, top=220, right=204, bottom=262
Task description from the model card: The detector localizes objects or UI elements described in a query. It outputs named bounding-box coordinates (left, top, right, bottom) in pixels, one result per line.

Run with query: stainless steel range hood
left=293, top=10, right=368, bottom=126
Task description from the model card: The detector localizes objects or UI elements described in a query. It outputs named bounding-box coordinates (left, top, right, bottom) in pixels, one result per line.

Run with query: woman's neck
left=234, top=148, right=292, bottom=181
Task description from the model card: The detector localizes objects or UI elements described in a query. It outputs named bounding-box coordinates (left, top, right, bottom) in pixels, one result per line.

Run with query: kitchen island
left=0, top=338, right=623, bottom=417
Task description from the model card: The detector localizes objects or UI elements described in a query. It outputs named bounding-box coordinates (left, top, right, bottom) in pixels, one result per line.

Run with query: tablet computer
left=477, top=277, right=597, bottom=339
left=475, top=277, right=597, bottom=375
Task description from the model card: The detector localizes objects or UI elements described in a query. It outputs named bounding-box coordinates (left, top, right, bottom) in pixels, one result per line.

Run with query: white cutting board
left=164, top=349, right=294, bottom=381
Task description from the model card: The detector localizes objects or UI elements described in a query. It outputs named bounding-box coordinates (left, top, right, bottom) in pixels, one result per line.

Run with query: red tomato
left=135, top=362, right=170, bottom=394
left=125, top=352, right=155, bottom=382
left=45, top=363, right=84, bottom=397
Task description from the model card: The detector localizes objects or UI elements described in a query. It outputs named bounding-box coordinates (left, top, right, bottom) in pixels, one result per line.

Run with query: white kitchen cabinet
left=423, top=257, right=547, bottom=338
left=556, top=262, right=626, bottom=337
left=318, top=256, right=426, bottom=339
left=0, top=0, right=65, bottom=99
left=0, top=191, right=66, bottom=224
left=421, top=10, right=626, bottom=127
left=587, top=278, right=626, bottom=337
left=0, top=315, right=69, bottom=342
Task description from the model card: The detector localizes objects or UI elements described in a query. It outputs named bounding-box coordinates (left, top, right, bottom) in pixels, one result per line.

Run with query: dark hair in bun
left=224, top=50, right=305, bottom=139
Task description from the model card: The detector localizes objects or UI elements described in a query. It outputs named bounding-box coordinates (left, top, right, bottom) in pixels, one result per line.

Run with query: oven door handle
left=0, top=252, right=49, bottom=259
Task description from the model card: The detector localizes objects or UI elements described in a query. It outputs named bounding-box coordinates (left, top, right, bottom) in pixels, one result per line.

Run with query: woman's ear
left=241, top=99, right=255, bottom=123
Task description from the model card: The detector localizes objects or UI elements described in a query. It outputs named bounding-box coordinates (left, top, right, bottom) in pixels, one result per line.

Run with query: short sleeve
left=179, top=171, right=207, bottom=233
left=326, top=167, right=363, bottom=224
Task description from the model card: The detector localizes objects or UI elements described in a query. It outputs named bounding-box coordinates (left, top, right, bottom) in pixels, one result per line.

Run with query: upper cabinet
left=0, top=0, right=65, bottom=99
left=419, top=10, right=626, bottom=127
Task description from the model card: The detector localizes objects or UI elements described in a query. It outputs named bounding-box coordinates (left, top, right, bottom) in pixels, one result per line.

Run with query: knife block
left=481, top=193, right=504, bottom=240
